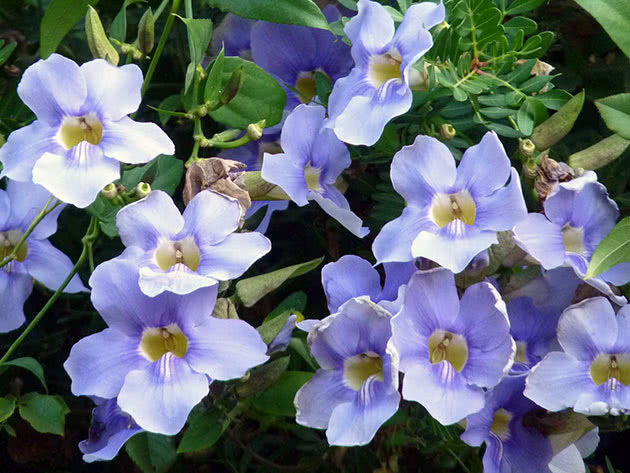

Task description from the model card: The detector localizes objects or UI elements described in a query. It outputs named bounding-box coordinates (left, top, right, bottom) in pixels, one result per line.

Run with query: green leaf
left=177, top=408, right=224, bottom=453
left=235, top=257, right=323, bottom=307
left=204, top=46, right=225, bottom=104
left=18, top=393, right=68, bottom=436
left=484, top=122, right=525, bottom=138
left=125, top=432, right=177, bottom=473
left=503, top=16, right=537, bottom=36
left=314, top=70, right=332, bottom=107
left=595, top=94, right=630, bottom=140
left=337, top=0, right=358, bottom=10
left=265, top=291, right=307, bottom=322
left=569, top=134, right=630, bottom=170
left=535, top=89, right=572, bottom=110
left=585, top=217, right=630, bottom=279
left=175, top=16, right=213, bottom=66
left=209, top=57, right=286, bottom=129
left=85, top=194, right=120, bottom=238
left=531, top=90, right=585, bottom=150
left=205, top=0, right=329, bottom=30
left=236, top=356, right=290, bottom=398
left=110, top=0, right=146, bottom=42
left=156, top=95, right=181, bottom=126
left=0, top=357, right=48, bottom=393
left=0, top=396, right=16, bottom=422
left=252, top=371, right=313, bottom=417
left=479, top=107, right=516, bottom=119
left=517, top=97, right=548, bottom=136
left=573, top=0, right=630, bottom=60
left=288, top=337, right=318, bottom=370
left=505, top=0, right=545, bottom=15
left=122, top=155, right=183, bottom=196
left=257, top=311, right=293, bottom=345
left=40, top=0, right=98, bottom=59
left=0, top=42, right=17, bottom=67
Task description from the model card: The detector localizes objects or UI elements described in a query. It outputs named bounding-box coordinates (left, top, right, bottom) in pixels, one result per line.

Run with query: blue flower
left=373, top=132, right=527, bottom=273
left=79, top=397, right=142, bottom=463
left=392, top=268, right=515, bottom=425
left=64, top=258, right=269, bottom=435
left=0, top=180, right=86, bottom=332
left=294, top=297, right=400, bottom=446
left=0, top=54, right=174, bottom=208
left=513, top=175, right=630, bottom=305
left=251, top=6, right=353, bottom=135
left=326, top=0, right=444, bottom=145
left=113, top=190, right=271, bottom=297
left=524, top=297, right=630, bottom=416
left=211, top=14, right=255, bottom=58
left=261, top=104, right=368, bottom=237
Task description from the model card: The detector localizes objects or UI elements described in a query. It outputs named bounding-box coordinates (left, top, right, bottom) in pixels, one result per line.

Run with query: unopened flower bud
left=85, top=6, right=119, bottom=65
left=523, top=158, right=538, bottom=179
left=221, top=66, right=244, bottom=105
left=435, top=20, right=450, bottom=33
left=246, top=120, right=265, bottom=141
left=137, top=8, right=155, bottom=56
left=101, top=183, right=118, bottom=200
left=136, top=182, right=151, bottom=198
left=519, top=138, right=536, bottom=157
left=211, top=298, right=239, bottom=319
left=440, top=123, right=456, bottom=141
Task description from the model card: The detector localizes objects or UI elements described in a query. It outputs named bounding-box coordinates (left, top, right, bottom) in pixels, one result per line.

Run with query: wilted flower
left=392, top=268, right=515, bottom=425
left=373, top=132, right=527, bottom=273
left=64, top=258, right=269, bottom=435
left=525, top=297, right=630, bottom=416
left=261, top=104, right=368, bottom=237
left=114, top=190, right=271, bottom=297
left=326, top=0, right=445, bottom=145
left=294, top=297, right=400, bottom=446
left=0, top=180, right=85, bottom=332
left=0, top=54, right=174, bottom=207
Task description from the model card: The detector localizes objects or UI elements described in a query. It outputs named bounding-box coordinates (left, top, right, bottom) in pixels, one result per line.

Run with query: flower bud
left=246, top=120, right=265, bottom=141
left=101, top=183, right=118, bottom=200
left=211, top=298, right=239, bottom=319
left=135, top=182, right=151, bottom=198
left=221, top=66, right=244, bottom=105
left=137, top=8, right=154, bottom=56
left=519, top=138, right=536, bottom=157
left=440, top=123, right=456, bottom=141
left=85, top=6, right=119, bottom=65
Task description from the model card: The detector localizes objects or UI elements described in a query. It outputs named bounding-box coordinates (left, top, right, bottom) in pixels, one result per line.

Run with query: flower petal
left=345, top=0, right=394, bottom=62
left=5, top=181, right=64, bottom=239
left=197, top=232, right=271, bottom=281
left=100, top=117, right=174, bottom=165
left=321, top=255, right=382, bottom=314
left=23, top=239, right=86, bottom=292
left=455, top=132, right=511, bottom=197
left=261, top=152, right=309, bottom=206
left=138, top=265, right=218, bottom=297
left=295, top=369, right=355, bottom=429
left=0, top=269, right=31, bottom=333
left=474, top=168, right=528, bottom=231
left=373, top=206, right=433, bottom=264
left=181, top=191, right=241, bottom=245
left=512, top=213, right=566, bottom=269
left=309, top=191, right=369, bottom=238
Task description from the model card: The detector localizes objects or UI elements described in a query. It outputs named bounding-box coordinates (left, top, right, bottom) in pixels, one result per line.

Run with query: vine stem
left=0, top=197, right=61, bottom=269
left=141, top=0, right=183, bottom=98
left=0, top=216, right=100, bottom=364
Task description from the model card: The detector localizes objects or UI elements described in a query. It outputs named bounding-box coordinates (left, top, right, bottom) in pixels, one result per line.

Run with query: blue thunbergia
left=0, top=54, right=174, bottom=208
left=251, top=5, right=353, bottom=134
left=294, top=297, right=400, bottom=446
left=326, top=0, right=445, bottom=145
left=321, top=254, right=416, bottom=314
left=64, top=258, right=269, bottom=435
left=373, top=132, right=527, bottom=273
left=211, top=14, right=255, bottom=58
left=525, top=297, right=630, bottom=416
left=112, top=190, right=271, bottom=297
left=513, top=175, right=630, bottom=304
left=392, top=268, right=515, bottom=425
left=0, top=180, right=86, bottom=332
left=79, top=397, right=142, bottom=463
left=261, top=104, right=368, bottom=237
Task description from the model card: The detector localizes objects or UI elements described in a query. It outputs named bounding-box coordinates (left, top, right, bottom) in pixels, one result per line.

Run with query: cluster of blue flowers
left=1, top=0, right=629, bottom=471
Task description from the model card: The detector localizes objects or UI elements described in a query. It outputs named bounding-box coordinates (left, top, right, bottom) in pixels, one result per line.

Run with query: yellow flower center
left=589, top=354, right=630, bottom=387
left=304, top=164, right=321, bottom=191
left=140, top=324, right=188, bottom=362
left=427, top=330, right=468, bottom=372
left=514, top=341, right=528, bottom=364
left=561, top=224, right=584, bottom=255
left=367, top=48, right=402, bottom=88
left=0, top=229, right=27, bottom=263
left=154, top=237, right=201, bottom=272
left=430, top=191, right=476, bottom=228
left=58, top=113, right=103, bottom=149
left=343, top=351, right=384, bottom=390
left=294, top=70, right=323, bottom=104
left=490, top=408, right=512, bottom=440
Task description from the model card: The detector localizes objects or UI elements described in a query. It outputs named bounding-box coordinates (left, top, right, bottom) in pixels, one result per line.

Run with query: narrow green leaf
left=155, top=95, right=182, bottom=126
left=174, top=16, right=213, bottom=66
left=110, top=0, right=146, bottom=42
left=0, top=357, right=48, bottom=393
left=40, top=0, right=98, bottom=58
left=595, top=93, right=630, bottom=140
left=177, top=408, right=225, bottom=453
left=0, top=42, right=17, bottom=67
left=257, top=311, right=293, bottom=345
left=235, top=257, right=323, bottom=307
left=573, top=0, right=630, bottom=60
left=503, top=16, right=537, bottom=36
left=536, top=89, right=572, bottom=110
left=125, top=433, right=177, bottom=473
left=0, top=396, right=16, bottom=422
left=569, top=134, right=630, bottom=170
left=18, top=393, right=67, bottom=436
left=204, top=46, right=225, bottom=104
left=585, top=217, right=630, bottom=279
left=205, top=0, right=329, bottom=30
left=531, top=90, right=585, bottom=150
left=252, top=371, right=313, bottom=417
left=505, top=0, right=545, bottom=15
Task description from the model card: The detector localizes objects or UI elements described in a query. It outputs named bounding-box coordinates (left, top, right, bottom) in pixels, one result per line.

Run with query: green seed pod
left=137, top=8, right=155, bottom=56
left=221, top=66, right=245, bottom=105
left=85, top=6, right=119, bottom=65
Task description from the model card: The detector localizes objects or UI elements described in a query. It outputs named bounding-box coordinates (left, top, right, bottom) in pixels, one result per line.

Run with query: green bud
left=246, top=120, right=266, bottom=141
left=101, top=183, right=118, bottom=200
left=440, top=123, right=456, bottom=141
left=85, top=6, right=119, bottom=66
left=135, top=182, right=151, bottom=198
left=519, top=138, right=536, bottom=157
left=220, top=66, right=244, bottom=105
left=137, top=8, right=154, bottom=56
left=523, top=158, right=539, bottom=179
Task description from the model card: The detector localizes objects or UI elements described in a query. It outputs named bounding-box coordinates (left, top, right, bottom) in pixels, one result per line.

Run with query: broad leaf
left=18, top=393, right=69, bottom=436
left=177, top=408, right=224, bottom=453
left=0, top=357, right=48, bottom=392
left=110, top=0, right=146, bottom=42
left=40, top=0, right=98, bottom=58
left=252, top=371, right=313, bottom=417
left=595, top=94, right=630, bottom=140
left=122, top=155, right=184, bottom=196
left=126, top=433, right=177, bottom=473
left=585, top=217, right=630, bottom=279
left=0, top=396, right=15, bottom=422
left=573, top=0, right=630, bottom=60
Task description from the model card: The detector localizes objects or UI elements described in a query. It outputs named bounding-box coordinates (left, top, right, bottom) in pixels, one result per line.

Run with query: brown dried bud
left=183, top=158, right=251, bottom=224
left=534, top=154, right=575, bottom=202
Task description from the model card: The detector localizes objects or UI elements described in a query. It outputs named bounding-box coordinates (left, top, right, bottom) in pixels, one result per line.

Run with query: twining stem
left=141, top=0, right=183, bottom=97
left=0, top=196, right=61, bottom=269
left=0, top=216, right=100, bottom=364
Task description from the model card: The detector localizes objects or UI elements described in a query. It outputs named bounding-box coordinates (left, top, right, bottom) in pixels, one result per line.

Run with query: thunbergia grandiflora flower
left=392, top=268, right=515, bottom=425
left=513, top=175, right=630, bottom=304
left=251, top=5, right=353, bottom=133
left=211, top=14, right=255, bottom=58
left=113, top=190, right=271, bottom=297
left=326, top=0, right=444, bottom=145
left=462, top=376, right=596, bottom=473
left=294, top=297, right=400, bottom=446
left=373, top=132, right=527, bottom=273
left=64, top=258, right=269, bottom=435
left=0, top=54, right=174, bottom=208
left=79, top=397, right=142, bottom=463
left=261, top=104, right=368, bottom=237
left=0, top=180, right=85, bottom=332
left=525, top=297, right=630, bottom=416
left=321, top=254, right=416, bottom=314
